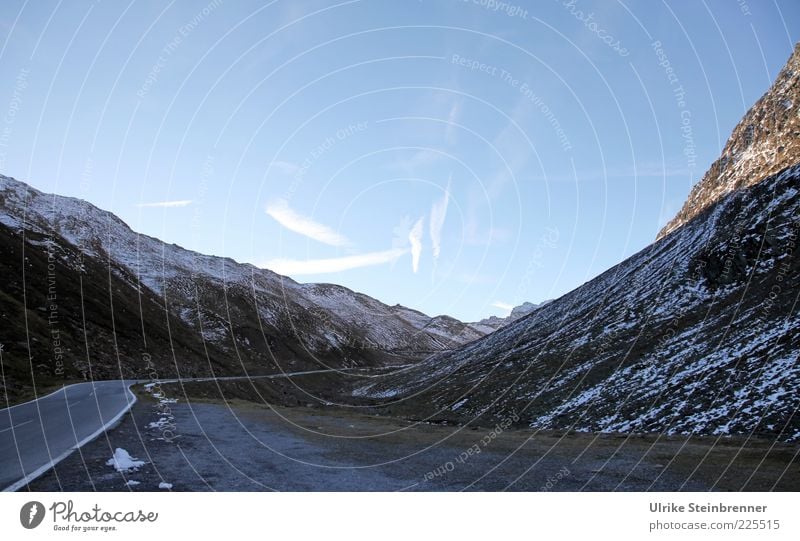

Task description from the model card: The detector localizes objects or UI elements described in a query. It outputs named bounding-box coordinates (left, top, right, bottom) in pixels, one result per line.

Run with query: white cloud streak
left=409, top=216, right=424, bottom=273
left=429, top=175, right=451, bottom=260
left=265, top=198, right=351, bottom=247
left=492, top=301, right=514, bottom=312
left=271, top=160, right=302, bottom=175
left=262, top=248, right=408, bottom=275
left=137, top=200, right=193, bottom=208
left=445, top=100, right=461, bottom=144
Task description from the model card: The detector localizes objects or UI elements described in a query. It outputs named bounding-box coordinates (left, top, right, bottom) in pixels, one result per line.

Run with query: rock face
left=659, top=43, right=800, bottom=239
left=0, top=176, right=486, bottom=401
left=470, top=301, right=551, bottom=333
left=354, top=44, right=800, bottom=442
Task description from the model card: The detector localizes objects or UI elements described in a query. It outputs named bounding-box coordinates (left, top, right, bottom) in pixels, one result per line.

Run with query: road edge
left=1, top=381, right=139, bottom=492
left=2, top=382, right=87, bottom=412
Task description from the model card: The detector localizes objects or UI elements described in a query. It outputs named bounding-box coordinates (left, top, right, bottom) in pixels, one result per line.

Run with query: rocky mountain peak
left=658, top=42, right=800, bottom=239
left=471, top=300, right=550, bottom=333
left=509, top=301, right=539, bottom=319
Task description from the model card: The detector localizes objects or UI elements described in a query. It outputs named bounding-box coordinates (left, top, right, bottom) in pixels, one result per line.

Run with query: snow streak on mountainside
left=0, top=175, right=487, bottom=400
left=354, top=45, right=800, bottom=442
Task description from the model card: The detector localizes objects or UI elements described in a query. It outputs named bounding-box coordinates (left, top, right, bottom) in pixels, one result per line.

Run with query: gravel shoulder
left=24, top=384, right=800, bottom=492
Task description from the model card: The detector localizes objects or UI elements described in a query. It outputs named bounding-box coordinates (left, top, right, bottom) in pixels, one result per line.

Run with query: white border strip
left=0, top=382, right=84, bottom=412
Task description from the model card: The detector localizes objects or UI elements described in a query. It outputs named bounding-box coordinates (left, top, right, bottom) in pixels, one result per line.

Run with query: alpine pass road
left=0, top=369, right=367, bottom=491
left=0, top=380, right=137, bottom=492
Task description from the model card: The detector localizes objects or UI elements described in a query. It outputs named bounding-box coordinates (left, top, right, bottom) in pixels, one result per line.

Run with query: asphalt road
left=0, top=369, right=364, bottom=492
left=0, top=380, right=137, bottom=492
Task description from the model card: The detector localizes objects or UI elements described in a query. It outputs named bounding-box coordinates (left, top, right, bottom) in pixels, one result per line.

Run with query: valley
left=1, top=42, right=799, bottom=493
left=22, top=382, right=800, bottom=491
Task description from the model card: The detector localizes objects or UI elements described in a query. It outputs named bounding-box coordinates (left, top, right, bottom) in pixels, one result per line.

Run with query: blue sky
left=0, top=0, right=797, bottom=322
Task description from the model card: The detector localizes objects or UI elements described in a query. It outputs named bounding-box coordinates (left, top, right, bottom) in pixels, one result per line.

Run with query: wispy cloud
left=492, top=301, right=514, bottom=312
left=445, top=100, right=462, bottom=145
left=430, top=175, right=451, bottom=261
left=262, top=248, right=407, bottom=275
left=270, top=160, right=302, bottom=175
left=409, top=216, right=424, bottom=273
left=137, top=200, right=192, bottom=208
left=265, top=198, right=351, bottom=247
left=391, top=216, right=413, bottom=250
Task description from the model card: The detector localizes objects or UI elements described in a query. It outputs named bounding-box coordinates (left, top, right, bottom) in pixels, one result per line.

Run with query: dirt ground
left=23, top=383, right=800, bottom=492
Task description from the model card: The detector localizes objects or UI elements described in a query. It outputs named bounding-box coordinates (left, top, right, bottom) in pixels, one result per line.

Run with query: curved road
left=0, top=380, right=137, bottom=492
left=0, top=368, right=373, bottom=491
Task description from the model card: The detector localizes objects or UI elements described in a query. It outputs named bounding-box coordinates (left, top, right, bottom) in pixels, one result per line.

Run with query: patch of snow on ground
left=451, top=398, right=468, bottom=411
left=371, top=388, right=399, bottom=399
left=147, top=417, right=173, bottom=429
left=106, top=448, right=146, bottom=472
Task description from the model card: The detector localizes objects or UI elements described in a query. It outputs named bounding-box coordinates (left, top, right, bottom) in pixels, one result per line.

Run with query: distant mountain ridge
left=0, top=175, right=487, bottom=401
left=470, top=301, right=551, bottom=333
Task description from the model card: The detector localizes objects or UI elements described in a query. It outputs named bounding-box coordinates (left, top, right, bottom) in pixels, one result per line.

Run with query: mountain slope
left=0, top=176, right=486, bottom=402
left=659, top=42, right=800, bottom=239
left=354, top=45, right=800, bottom=442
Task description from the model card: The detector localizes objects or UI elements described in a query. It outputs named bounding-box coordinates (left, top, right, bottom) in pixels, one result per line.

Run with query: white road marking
left=0, top=420, right=33, bottom=434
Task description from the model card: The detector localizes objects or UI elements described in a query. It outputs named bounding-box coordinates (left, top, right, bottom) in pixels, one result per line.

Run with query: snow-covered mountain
left=353, top=44, right=800, bottom=442
left=0, top=176, right=487, bottom=400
